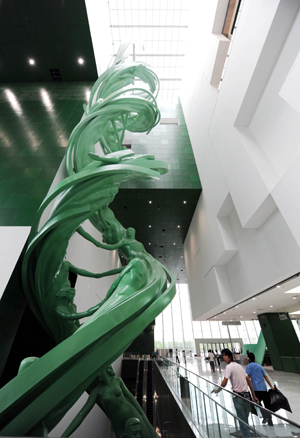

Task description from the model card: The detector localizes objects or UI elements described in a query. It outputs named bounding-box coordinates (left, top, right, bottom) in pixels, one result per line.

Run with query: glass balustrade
left=155, top=357, right=300, bottom=438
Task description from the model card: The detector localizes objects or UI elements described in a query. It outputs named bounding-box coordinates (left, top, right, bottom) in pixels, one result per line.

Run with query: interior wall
left=181, top=0, right=300, bottom=319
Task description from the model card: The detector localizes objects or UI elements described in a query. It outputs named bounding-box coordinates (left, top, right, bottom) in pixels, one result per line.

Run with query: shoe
left=262, top=418, right=268, bottom=424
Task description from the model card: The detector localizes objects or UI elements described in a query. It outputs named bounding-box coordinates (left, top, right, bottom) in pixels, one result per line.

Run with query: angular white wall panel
left=181, top=0, right=300, bottom=319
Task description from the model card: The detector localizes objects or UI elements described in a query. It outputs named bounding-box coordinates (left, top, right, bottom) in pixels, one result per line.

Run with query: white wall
left=181, top=0, right=300, bottom=319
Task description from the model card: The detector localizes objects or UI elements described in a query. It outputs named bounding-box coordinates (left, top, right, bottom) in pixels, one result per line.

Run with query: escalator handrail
left=158, top=356, right=300, bottom=429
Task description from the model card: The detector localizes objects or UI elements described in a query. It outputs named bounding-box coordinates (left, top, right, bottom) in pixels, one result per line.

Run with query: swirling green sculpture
left=0, top=42, right=175, bottom=437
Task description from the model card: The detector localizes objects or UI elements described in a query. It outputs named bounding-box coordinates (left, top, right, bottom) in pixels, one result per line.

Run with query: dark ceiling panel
left=111, top=188, right=201, bottom=283
left=0, top=0, right=98, bottom=82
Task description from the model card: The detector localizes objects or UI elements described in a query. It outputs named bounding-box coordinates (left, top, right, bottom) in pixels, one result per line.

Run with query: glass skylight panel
left=108, top=0, right=189, bottom=98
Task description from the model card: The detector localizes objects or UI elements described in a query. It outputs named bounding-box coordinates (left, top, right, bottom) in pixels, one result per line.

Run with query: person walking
left=246, top=352, right=275, bottom=426
left=212, top=348, right=258, bottom=438
left=208, top=349, right=216, bottom=372
left=175, top=349, right=180, bottom=364
left=182, top=350, right=186, bottom=365
left=215, top=350, right=220, bottom=366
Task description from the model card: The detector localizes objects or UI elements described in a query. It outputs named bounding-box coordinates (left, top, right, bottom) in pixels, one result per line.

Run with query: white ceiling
left=211, top=274, right=300, bottom=321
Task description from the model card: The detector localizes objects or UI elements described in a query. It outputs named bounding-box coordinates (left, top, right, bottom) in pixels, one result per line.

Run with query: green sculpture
left=61, top=366, right=155, bottom=438
left=0, top=42, right=175, bottom=437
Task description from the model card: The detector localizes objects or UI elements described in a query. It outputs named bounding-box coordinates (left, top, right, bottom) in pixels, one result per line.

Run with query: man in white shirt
left=208, top=350, right=216, bottom=372
left=212, top=349, right=258, bottom=437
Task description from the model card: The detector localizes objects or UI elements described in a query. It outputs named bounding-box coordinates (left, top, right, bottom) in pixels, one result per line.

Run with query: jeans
left=233, top=396, right=251, bottom=437
left=210, top=361, right=215, bottom=372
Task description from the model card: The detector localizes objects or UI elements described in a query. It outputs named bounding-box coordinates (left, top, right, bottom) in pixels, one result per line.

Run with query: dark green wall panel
left=258, top=313, right=300, bottom=373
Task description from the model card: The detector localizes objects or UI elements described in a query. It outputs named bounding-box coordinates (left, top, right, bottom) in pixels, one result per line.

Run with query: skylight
left=108, top=0, right=189, bottom=98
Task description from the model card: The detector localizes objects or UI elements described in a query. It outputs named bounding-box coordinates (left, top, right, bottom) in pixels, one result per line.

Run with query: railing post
left=194, top=385, right=200, bottom=426
left=215, top=402, right=222, bottom=438
left=202, top=392, right=210, bottom=437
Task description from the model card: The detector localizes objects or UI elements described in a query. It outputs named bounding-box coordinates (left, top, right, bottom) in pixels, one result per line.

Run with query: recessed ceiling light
left=149, top=201, right=152, bottom=204
left=183, top=201, right=186, bottom=204
left=270, top=305, right=273, bottom=307
left=148, top=243, right=151, bottom=245
left=236, top=306, right=238, bottom=308
left=29, top=59, right=35, bottom=65
left=252, top=298, right=256, bottom=300
left=78, top=58, right=84, bottom=64
left=253, top=311, right=256, bottom=313
left=277, top=285, right=280, bottom=288
left=149, top=225, right=151, bottom=228
left=240, top=316, right=243, bottom=318
left=177, top=225, right=180, bottom=228
left=293, top=297, right=297, bottom=299
left=173, top=243, right=176, bottom=245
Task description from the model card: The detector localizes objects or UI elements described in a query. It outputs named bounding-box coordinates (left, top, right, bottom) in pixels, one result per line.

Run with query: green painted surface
left=242, top=331, right=266, bottom=365
left=258, top=313, right=300, bottom=373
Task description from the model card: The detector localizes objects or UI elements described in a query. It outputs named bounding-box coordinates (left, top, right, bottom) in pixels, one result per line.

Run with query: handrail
left=155, top=360, right=259, bottom=436
left=158, top=356, right=300, bottom=429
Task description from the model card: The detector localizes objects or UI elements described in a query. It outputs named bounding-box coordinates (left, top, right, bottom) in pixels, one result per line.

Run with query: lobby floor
left=176, top=355, right=300, bottom=425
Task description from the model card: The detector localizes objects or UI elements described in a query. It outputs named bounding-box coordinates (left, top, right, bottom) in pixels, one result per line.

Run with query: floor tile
left=0, top=208, right=20, bottom=225
left=0, top=180, right=17, bottom=193
left=20, top=167, right=43, bottom=179
left=2, top=193, right=28, bottom=208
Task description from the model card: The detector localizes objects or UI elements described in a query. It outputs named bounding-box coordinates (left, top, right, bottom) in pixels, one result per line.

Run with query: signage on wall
left=222, top=321, right=241, bottom=326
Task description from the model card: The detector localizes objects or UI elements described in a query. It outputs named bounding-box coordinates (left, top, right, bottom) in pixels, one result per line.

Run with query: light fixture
left=148, top=243, right=151, bottom=245
left=240, top=316, right=243, bottom=318
left=183, top=201, right=186, bottom=204
left=173, top=243, right=176, bottom=245
left=78, top=58, right=84, bottom=65
left=29, top=59, right=35, bottom=65
left=149, top=225, right=151, bottom=228
left=276, top=285, right=280, bottom=288
left=252, top=298, right=256, bottom=300
left=253, top=311, right=256, bottom=313
left=236, top=306, right=238, bottom=308
left=270, top=305, right=273, bottom=307
left=177, top=225, right=180, bottom=228
left=149, top=201, right=152, bottom=204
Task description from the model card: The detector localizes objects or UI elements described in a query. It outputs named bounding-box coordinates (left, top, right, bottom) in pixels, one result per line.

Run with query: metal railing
left=155, top=356, right=300, bottom=438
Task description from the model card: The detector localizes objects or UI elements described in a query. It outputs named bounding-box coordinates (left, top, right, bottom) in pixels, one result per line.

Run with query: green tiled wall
left=0, top=83, right=201, bottom=227
left=0, top=82, right=92, bottom=226
left=121, top=99, right=201, bottom=190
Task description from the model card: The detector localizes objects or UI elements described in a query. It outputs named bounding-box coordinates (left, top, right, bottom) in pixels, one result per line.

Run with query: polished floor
left=178, top=355, right=300, bottom=425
